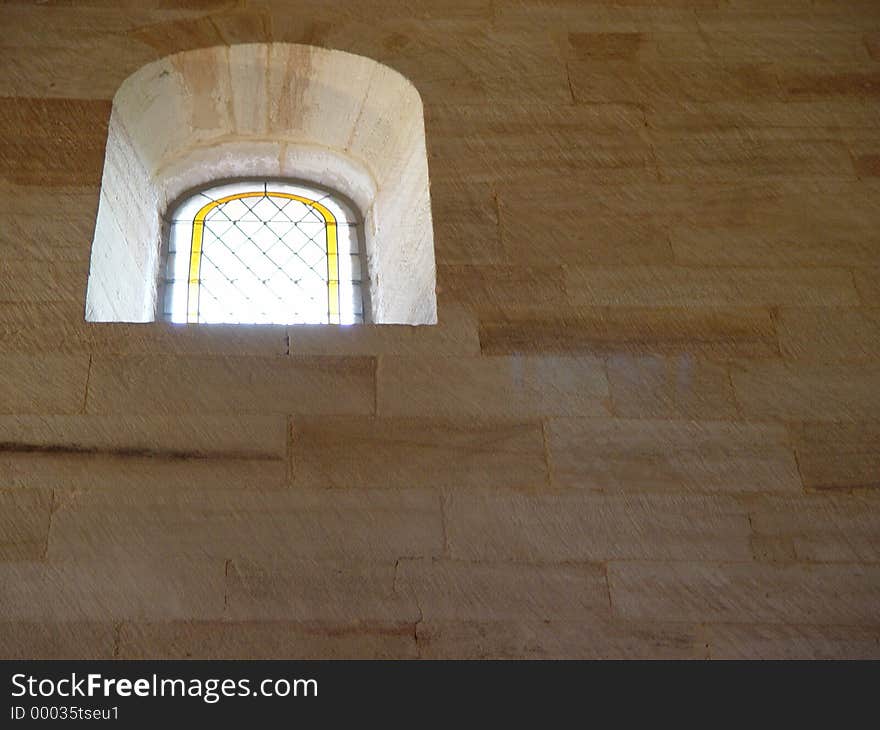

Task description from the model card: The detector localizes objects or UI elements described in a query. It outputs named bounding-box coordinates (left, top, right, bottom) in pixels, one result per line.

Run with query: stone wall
left=0, top=0, right=878, bottom=659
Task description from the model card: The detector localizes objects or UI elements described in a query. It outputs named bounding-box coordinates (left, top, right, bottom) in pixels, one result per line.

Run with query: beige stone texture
left=378, top=355, right=610, bottom=418
left=0, top=489, right=51, bottom=561
left=747, top=494, right=880, bottom=563
left=85, top=354, right=376, bottom=415
left=479, top=308, right=779, bottom=359
left=0, top=414, right=287, bottom=458
left=0, top=558, right=226, bottom=621
left=0, top=354, right=90, bottom=415
left=397, top=559, right=610, bottom=622
left=855, top=268, right=880, bottom=305
left=777, top=308, right=880, bottom=363
left=606, top=354, right=739, bottom=420
left=119, top=621, right=418, bottom=659
left=1, top=0, right=879, bottom=659
left=444, top=493, right=752, bottom=562
left=789, top=421, right=880, bottom=492
left=0, top=623, right=117, bottom=660
left=292, top=416, right=548, bottom=490
left=705, top=624, right=880, bottom=660
left=546, top=417, right=801, bottom=494
left=0, top=453, right=286, bottom=492
left=567, top=266, right=860, bottom=307
left=47, top=488, right=443, bottom=562
left=416, top=620, right=707, bottom=660
left=226, top=558, right=420, bottom=622
left=731, top=361, right=880, bottom=421
left=609, top=562, right=880, bottom=625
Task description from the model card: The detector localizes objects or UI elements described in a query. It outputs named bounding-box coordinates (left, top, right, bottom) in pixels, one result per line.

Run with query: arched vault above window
left=85, top=43, right=436, bottom=325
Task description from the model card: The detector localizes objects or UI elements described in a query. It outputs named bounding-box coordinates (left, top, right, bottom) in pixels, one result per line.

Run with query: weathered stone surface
left=731, top=361, right=880, bottom=421
left=777, top=308, right=880, bottom=363
left=85, top=355, right=376, bottom=415
left=0, top=261, right=88, bottom=305
left=0, top=558, right=225, bottom=621
left=647, top=99, right=880, bottom=131
left=444, top=493, right=752, bottom=561
left=429, top=181, right=502, bottom=265
left=657, top=31, right=873, bottom=63
left=416, top=619, right=706, bottom=659
left=292, top=416, right=548, bottom=490
left=854, top=153, right=880, bottom=177
left=0, top=41, right=157, bottom=100
left=479, top=307, right=779, bottom=359
left=0, top=622, right=116, bottom=660
left=748, top=494, right=880, bottom=563
left=428, top=102, right=651, bottom=184
left=438, top=264, right=568, bottom=316
left=547, top=418, right=801, bottom=493
left=855, top=268, right=880, bottom=305
left=0, top=489, right=51, bottom=561
left=789, top=421, right=880, bottom=491
left=498, top=188, right=672, bottom=267
left=0, top=453, right=286, bottom=491
left=695, top=3, right=879, bottom=34
left=776, top=66, right=880, bottom=100
left=0, top=214, right=95, bottom=263
left=378, top=355, right=610, bottom=418
left=47, top=488, right=443, bottom=562
left=226, top=559, right=419, bottom=622
left=496, top=2, right=703, bottom=33
left=0, top=313, right=288, bottom=356
left=567, top=266, right=860, bottom=307
left=653, top=132, right=855, bottom=181
left=353, top=26, right=572, bottom=106
left=570, top=61, right=780, bottom=104
left=670, top=226, right=880, bottom=268
left=606, top=354, right=739, bottom=420
left=610, top=562, right=880, bottom=625
left=0, top=354, right=90, bottom=415
left=119, top=621, right=418, bottom=659
left=0, top=414, right=286, bottom=457
left=0, top=98, right=110, bottom=186
left=706, top=623, right=880, bottom=659
left=287, top=304, right=479, bottom=356
left=397, top=559, right=610, bottom=621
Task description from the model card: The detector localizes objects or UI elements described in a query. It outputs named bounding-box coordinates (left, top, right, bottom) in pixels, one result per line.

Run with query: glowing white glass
left=163, top=181, right=365, bottom=325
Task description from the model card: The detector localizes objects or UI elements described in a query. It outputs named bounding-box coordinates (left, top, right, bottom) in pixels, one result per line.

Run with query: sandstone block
left=610, top=561, right=880, bottom=624
left=86, top=354, right=375, bottom=415
left=605, top=354, right=739, bottom=420
left=292, top=416, right=548, bottom=490
left=378, top=355, right=610, bottom=418
left=0, top=354, right=89, bottom=415
left=48, top=488, right=443, bottom=562
left=0, top=489, right=51, bottom=561
left=445, top=492, right=752, bottom=562
left=546, top=417, right=800, bottom=493
left=397, top=559, right=610, bottom=621
left=226, top=558, right=419, bottom=622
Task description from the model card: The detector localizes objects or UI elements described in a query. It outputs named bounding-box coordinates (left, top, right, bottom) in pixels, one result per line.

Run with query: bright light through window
left=163, top=180, right=366, bottom=325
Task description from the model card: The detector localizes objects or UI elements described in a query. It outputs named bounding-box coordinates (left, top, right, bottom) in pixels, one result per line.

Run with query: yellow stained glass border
left=187, top=191, right=339, bottom=324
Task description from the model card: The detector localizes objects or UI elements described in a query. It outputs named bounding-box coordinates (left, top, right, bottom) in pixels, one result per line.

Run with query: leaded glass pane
left=163, top=180, right=365, bottom=325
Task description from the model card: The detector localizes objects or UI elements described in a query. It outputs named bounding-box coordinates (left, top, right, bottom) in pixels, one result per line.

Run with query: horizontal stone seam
left=0, top=442, right=283, bottom=462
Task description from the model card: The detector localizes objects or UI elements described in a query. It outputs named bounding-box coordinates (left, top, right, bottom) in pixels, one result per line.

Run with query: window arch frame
left=158, top=176, right=371, bottom=326
left=85, top=43, right=437, bottom=325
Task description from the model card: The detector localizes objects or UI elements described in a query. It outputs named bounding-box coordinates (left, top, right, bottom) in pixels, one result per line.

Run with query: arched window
left=163, top=180, right=366, bottom=325
left=85, top=44, right=437, bottom=325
